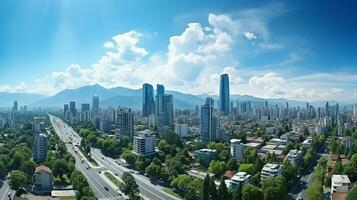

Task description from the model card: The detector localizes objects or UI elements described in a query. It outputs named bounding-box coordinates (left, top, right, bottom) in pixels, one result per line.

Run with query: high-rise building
left=219, top=74, right=230, bottom=115
left=200, top=97, right=218, bottom=143
left=133, top=130, right=155, bottom=156
left=81, top=103, right=90, bottom=112
left=353, top=104, right=357, bottom=121
left=155, top=84, right=165, bottom=118
left=92, top=95, right=100, bottom=113
left=69, top=101, right=76, bottom=117
left=13, top=101, right=18, bottom=112
left=116, top=108, right=134, bottom=138
left=142, top=83, right=154, bottom=117
left=161, top=94, right=174, bottom=127
left=33, top=133, right=48, bottom=163
left=230, top=139, right=244, bottom=162
left=64, top=104, right=69, bottom=118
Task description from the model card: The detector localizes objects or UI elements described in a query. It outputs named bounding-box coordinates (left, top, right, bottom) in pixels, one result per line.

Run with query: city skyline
left=1, top=0, right=357, bottom=103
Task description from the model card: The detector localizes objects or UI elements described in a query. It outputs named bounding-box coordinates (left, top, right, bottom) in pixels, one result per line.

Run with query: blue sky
left=0, top=0, right=357, bottom=102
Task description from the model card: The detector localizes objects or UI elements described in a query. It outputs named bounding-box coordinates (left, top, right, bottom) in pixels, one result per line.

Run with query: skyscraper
left=162, top=94, right=174, bottom=127
left=219, top=74, right=230, bottom=115
left=353, top=104, right=357, bottom=121
left=155, top=84, right=165, bottom=117
left=69, top=101, right=76, bottom=117
left=200, top=97, right=218, bottom=143
left=64, top=104, right=69, bottom=118
left=116, top=108, right=134, bottom=138
left=81, top=103, right=90, bottom=112
left=142, top=83, right=154, bottom=117
left=92, top=95, right=100, bottom=113
left=13, top=100, right=18, bottom=112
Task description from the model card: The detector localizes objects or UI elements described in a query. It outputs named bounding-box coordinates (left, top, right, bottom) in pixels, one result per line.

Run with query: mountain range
left=0, top=84, right=343, bottom=110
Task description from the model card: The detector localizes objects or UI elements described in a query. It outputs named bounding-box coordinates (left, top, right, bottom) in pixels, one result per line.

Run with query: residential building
left=230, top=139, right=244, bottom=162
left=33, top=133, right=48, bottom=163
left=219, top=74, right=230, bottom=115
left=286, top=149, right=302, bottom=166
left=116, top=108, right=134, bottom=138
left=331, top=175, right=351, bottom=196
left=226, top=172, right=251, bottom=189
left=200, top=97, right=218, bottom=143
left=193, top=149, right=218, bottom=165
left=133, top=130, right=155, bottom=156
left=175, top=123, right=188, bottom=137
left=302, top=137, right=313, bottom=149
left=33, top=165, right=53, bottom=194
left=261, top=163, right=283, bottom=180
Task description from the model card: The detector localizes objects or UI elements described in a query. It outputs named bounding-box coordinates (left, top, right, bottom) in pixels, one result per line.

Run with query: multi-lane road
left=0, top=181, right=14, bottom=200
left=50, top=115, right=179, bottom=200
left=50, top=115, right=124, bottom=200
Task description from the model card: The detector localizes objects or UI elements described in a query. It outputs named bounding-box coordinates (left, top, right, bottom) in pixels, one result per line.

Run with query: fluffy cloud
left=0, top=82, right=28, bottom=93
left=244, top=32, right=257, bottom=40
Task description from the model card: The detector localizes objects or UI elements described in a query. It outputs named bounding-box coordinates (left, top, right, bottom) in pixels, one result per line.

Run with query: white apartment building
left=331, top=175, right=351, bottom=195
left=261, top=163, right=283, bottom=180
left=302, top=137, right=313, bottom=149
left=175, top=123, right=188, bottom=137
left=33, top=133, right=48, bottom=163
left=226, top=172, right=251, bottom=189
left=286, top=149, right=302, bottom=166
left=133, top=130, right=155, bottom=156
left=230, top=139, right=244, bottom=162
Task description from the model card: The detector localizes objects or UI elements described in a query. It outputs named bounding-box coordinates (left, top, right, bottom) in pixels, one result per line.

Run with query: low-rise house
left=193, top=149, right=218, bottom=165
left=33, top=165, right=53, bottom=194
left=331, top=175, right=351, bottom=198
left=286, top=149, right=302, bottom=166
left=226, top=172, right=251, bottom=189
left=261, top=163, right=283, bottom=180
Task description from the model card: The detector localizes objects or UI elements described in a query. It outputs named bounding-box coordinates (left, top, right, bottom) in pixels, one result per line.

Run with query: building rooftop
left=35, top=165, right=52, bottom=174
left=195, top=148, right=217, bottom=153
left=332, top=175, right=351, bottom=185
left=230, top=139, right=241, bottom=144
left=262, top=163, right=281, bottom=171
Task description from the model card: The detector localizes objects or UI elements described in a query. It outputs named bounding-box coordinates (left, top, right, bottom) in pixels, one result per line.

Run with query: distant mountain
left=0, top=92, right=47, bottom=108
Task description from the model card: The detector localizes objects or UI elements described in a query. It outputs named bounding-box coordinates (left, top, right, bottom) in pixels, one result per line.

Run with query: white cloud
left=103, top=42, right=114, bottom=49
left=244, top=32, right=257, bottom=40
left=0, top=82, right=29, bottom=93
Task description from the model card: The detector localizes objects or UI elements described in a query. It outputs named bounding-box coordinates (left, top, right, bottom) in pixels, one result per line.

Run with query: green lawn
left=104, top=172, right=122, bottom=188
left=163, top=188, right=183, bottom=199
left=54, top=175, right=71, bottom=185
left=59, top=197, right=76, bottom=200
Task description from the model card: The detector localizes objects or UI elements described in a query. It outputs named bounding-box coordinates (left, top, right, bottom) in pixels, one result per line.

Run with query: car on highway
left=104, top=186, right=109, bottom=191
left=114, top=173, right=119, bottom=176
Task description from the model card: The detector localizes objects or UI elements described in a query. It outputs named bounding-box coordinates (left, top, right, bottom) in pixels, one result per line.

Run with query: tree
left=20, top=160, right=36, bottom=178
left=145, top=162, right=161, bottom=180
left=241, top=184, right=263, bottom=200
left=171, top=175, right=192, bottom=194
left=121, top=172, right=139, bottom=197
left=227, top=158, right=238, bottom=171
left=232, top=183, right=242, bottom=200
left=346, top=185, right=357, bottom=200
left=121, top=150, right=137, bottom=167
left=282, top=161, right=298, bottom=189
left=202, top=174, right=210, bottom=200
left=217, top=179, right=229, bottom=200
left=0, top=161, right=7, bottom=179
left=9, top=170, right=27, bottom=191
left=238, top=164, right=256, bottom=175
left=208, top=178, right=217, bottom=200
left=208, top=160, right=227, bottom=176
left=53, top=159, right=69, bottom=179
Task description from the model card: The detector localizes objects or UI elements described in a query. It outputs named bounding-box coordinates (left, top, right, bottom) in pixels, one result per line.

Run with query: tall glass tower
left=92, top=94, right=100, bottom=113
left=142, top=83, right=154, bottom=117
left=219, top=74, right=230, bottom=115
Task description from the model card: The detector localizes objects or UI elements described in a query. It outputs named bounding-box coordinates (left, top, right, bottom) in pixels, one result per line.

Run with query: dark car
left=104, top=186, right=109, bottom=191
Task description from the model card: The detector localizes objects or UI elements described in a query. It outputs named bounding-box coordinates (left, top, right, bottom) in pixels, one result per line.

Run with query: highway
left=50, top=115, right=124, bottom=200
left=0, top=181, right=14, bottom=200
left=50, top=115, right=180, bottom=200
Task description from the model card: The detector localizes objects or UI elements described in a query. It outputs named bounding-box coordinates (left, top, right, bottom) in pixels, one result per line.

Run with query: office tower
left=64, top=104, right=69, bottom=118
left=13, top=101, right=18, bottom=112
left=133, top=130, right=155, bottom=156
left=353, top=104, right=357, bottom=121
left=92, top=95, right=100, bottom=113
left=326, top=101, right=330, bottom=117
left=219, top=74, right=230, bottom=115
left=69, top=101, right=76, bottom=117
left=200, top=97, right=218, bottom=143
left=162, top=94, right=174, bottom=126
left=116, top=108, right=134, bottom=138
left=33, top=133, right=48, bottom=163
left=142, top=83, right=155, bottom=117
left=81, top=103, right=90, bottom=112
left=155, top=84, right=165, bottom=117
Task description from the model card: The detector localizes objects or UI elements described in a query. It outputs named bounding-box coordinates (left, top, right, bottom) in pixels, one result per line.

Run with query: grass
left=163, top=188, right=183, bottom=199
left=79, top=147, right=99, bottom=166
left=59, top=197, right=76, bottom=200
left=104, top=172, right=122, bottom=188
left=54, top=175, right=71, bottom=185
